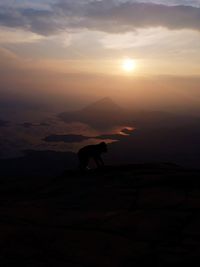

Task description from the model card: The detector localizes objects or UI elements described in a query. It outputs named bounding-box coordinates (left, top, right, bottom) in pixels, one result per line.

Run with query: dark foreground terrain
left=1, top=164, right=200, bottom=266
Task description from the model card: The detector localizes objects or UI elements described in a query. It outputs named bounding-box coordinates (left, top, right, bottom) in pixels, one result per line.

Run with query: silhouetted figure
left=78, top=142, right=107, bottom=171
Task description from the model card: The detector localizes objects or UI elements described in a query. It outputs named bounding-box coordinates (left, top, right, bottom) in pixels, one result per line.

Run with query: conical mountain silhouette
left=59, top=97, right=130, bottom=129
left=82, top=97, right=122, bottom=113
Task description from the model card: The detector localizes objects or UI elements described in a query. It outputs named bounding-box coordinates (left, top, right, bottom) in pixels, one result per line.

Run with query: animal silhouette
left=78, top=142, right=107, bottom=171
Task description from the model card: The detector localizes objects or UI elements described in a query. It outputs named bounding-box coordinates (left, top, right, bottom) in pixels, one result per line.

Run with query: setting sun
left=122, top=58, right=137, bottom=72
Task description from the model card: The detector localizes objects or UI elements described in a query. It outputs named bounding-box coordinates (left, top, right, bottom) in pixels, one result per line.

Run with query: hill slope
left=1, top=164, right=200, bottom=266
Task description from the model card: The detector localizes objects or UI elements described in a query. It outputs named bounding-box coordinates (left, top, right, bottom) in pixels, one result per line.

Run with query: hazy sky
left=1, top=0, right=200, bottom=111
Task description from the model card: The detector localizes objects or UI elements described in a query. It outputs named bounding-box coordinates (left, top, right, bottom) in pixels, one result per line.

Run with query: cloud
left=82, top=1, right=200, bottom=32
left=100, top=27, right=200, bottom=50
left=0, top=1, right=200, bottom=35
left=0, top=26, right=43, bottom=44
left=133, top=0, right=200, bottom=8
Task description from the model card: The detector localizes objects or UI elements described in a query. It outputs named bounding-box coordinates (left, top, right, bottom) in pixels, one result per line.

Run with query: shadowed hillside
left=0, top=118, right=9, bottom=127
left=1, top=164, right=200, bottom=266
left=0, top=150, right=77, bottom=178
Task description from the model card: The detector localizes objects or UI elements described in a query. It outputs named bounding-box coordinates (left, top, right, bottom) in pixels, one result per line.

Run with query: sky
left=1, top=0, right=200, bottom=111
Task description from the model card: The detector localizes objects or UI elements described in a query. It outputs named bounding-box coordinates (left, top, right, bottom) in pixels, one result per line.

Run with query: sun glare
left=122, top=58, right=137, bottom=72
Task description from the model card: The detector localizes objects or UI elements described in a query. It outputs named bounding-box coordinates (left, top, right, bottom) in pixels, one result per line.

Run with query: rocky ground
left=1, top=163, right=200, bottom=266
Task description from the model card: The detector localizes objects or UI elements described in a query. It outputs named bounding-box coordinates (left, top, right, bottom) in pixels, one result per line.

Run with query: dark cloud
left=0, top=1, right=200, bottom=35
left=81, top=1, right=200, bottom=32
left=0, top=8, right=26, bottom=28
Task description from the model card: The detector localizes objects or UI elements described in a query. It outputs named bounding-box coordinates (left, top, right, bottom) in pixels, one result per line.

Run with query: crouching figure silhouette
left=78, top=142, right=107, bottom=171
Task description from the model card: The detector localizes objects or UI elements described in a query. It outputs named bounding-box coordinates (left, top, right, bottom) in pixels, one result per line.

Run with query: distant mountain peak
left=97, top=97, right=114, bottom=103
left=58, top=97, right=129, bottom=129
left=82, top=97, right=122, bottom=113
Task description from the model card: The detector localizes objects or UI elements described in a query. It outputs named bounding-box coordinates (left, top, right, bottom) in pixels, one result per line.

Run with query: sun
left=122, top=58, right=137, bottom=72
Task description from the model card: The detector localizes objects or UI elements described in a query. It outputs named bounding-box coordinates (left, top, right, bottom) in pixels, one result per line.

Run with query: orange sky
left=0, top=1, right=200, bottom=112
